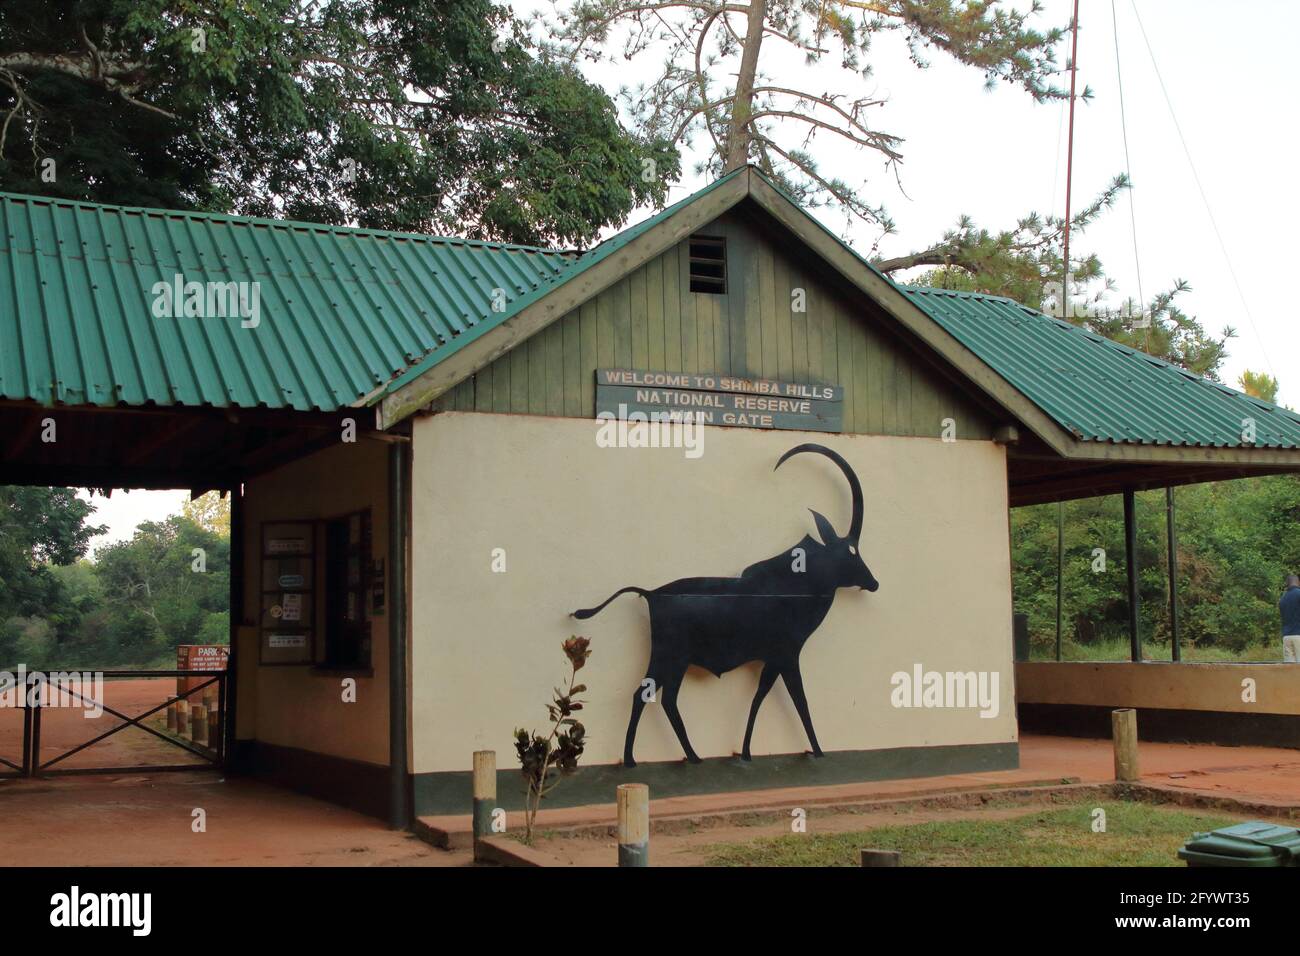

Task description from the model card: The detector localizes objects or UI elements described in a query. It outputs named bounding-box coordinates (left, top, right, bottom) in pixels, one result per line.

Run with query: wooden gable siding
left=434, top=212, right=995, bottom=440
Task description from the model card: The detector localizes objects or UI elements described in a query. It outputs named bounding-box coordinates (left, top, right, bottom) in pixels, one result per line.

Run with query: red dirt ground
left=1020, top=734, right=1300, bottom=805
left=0, top=773, right=472, bottom=866
left=3, top=710, right=1297, bottom=867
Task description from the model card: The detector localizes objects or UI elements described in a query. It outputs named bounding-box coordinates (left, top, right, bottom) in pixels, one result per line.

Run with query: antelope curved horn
left=775, top=443, right=864, bottom=542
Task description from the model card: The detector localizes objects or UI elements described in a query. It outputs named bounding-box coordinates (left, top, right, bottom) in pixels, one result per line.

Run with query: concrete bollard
left=472, top=750, right=496, bottom=862
left=191, top=702, right=208, bottom=747
left=861, top=848, right=902, bottom=867
left=208, top=707, right=220, bottom=752
left=166, top=702, right=177, bottom=733
left=1112, top=707, right=1140, bottom=781
left=617, top=783, right=649, bottom=867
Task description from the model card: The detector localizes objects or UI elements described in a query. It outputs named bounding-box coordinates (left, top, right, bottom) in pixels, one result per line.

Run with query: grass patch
left=702, top=800, right=1239, bottom=867
left=1031, top=636, right=1278, bottom=663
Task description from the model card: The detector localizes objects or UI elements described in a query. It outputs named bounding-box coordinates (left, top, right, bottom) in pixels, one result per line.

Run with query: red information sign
left=176, top=645, right=229, bottom=696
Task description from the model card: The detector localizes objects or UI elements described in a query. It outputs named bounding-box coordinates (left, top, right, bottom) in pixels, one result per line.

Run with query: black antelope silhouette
left=572, top=443, right=878, bottom=767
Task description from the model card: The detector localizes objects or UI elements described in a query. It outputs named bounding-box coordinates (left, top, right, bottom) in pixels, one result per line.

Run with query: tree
left=1238, top=370, right=1280, bottom=404
left=0, top=487, right=105, bottom=666
left=94, top=515, right=230, bottom=660
left=0, top=0, right=678, bottom=246
left=546, top=0, right=1070, bottom=231
left=548, top=0, right=1228, bottom=376
left=183, top=492, right=231, bottom=537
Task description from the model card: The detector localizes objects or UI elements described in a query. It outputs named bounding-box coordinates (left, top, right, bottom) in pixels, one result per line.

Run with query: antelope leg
left=782, top=663, right=824, bottom=757
left=660, top=677, right=701, bottom=764
left=741, top=662, right=780, bottom=761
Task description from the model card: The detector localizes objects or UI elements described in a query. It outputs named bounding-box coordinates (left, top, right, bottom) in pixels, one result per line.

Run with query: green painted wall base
left=410, top=741, right=1018, bottom=816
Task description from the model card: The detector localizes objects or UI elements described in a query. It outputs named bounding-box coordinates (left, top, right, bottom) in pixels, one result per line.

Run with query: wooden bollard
left=861, top=848, right=901, bottom=867
left=191, top=702, right=208, bottom=747
left=617, top=783, right=649, bottom=867
left=208, top=707, right=220, bottom=752
left=1112, top=707, right=1140, bottom=781
left=176, top=700, right=191, bottom=740
left=472, top=751, right=496, bottom=861
left=166, top=702, right=177, bottom=732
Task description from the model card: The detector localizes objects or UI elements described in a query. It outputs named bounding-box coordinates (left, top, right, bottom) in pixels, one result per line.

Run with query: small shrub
left=514, top=636, right=591, bottom=844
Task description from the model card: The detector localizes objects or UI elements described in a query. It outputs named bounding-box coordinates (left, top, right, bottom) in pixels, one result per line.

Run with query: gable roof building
left=4, top=168, right=1298, bottom=824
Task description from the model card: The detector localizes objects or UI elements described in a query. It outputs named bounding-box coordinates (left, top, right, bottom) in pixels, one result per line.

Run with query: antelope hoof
left=740, top=752, right=752, bottom=762
left=809, top=749, right=824, bottom=759
left=685, top=754, right=702, bottom=765
left=623, top=757, right=637, bottom=769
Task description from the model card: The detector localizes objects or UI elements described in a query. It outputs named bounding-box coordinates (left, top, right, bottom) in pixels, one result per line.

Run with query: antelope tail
left=571, top=586, right=648, bottom=620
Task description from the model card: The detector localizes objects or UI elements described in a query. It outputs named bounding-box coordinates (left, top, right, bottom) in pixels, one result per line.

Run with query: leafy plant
left=0, top=0, right=676, bottom=246
left=514, top=636, right=591, bottom=844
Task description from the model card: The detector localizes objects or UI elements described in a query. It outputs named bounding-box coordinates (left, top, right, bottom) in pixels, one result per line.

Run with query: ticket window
left=260, top=510, right=372, bottom=669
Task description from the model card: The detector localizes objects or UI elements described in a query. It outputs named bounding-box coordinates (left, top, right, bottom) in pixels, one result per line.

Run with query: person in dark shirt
left=1281, top=575, right=1300, bottom=662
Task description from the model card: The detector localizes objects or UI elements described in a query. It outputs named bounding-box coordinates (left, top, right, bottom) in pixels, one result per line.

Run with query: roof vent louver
left=689, top=235, right=727, bottom=294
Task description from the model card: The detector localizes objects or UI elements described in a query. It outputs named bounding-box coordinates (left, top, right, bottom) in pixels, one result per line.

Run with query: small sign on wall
left=268, top=633, right=307, bottom=649
left=596, top=368, right=843, bottom=432
left=259, top=521, right=315, bottom=665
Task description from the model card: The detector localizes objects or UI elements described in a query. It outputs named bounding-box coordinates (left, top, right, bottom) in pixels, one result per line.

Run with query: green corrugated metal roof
left=903, top=286, right=1300, bottom=449
left=0, top=190, right=574, bottom=411
left=4, top=171, right=1297, bottom=454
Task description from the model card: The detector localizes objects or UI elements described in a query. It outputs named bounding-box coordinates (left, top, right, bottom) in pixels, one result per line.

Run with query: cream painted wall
left=410, top=411, right=1016, bottom=774
left=1017, top=661, right=1300, bottom=715
left=237, top=439, right=390, bottom=765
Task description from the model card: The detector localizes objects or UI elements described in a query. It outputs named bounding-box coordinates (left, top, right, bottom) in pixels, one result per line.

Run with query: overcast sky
left=83, top=0, right=1298, bottom=548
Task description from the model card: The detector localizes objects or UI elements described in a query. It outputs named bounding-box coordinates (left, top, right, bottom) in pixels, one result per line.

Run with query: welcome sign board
left=595, top=368, right=843, bottom=432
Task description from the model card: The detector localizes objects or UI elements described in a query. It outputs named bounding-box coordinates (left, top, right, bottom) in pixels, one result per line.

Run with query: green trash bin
left=1178, top=821, right=1300, bottom=867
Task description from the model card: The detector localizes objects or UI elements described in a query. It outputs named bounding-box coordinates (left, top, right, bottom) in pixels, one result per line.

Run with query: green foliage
left=0, top=488, right=105, bottom=668
left=92, top=516, right=230, bottom=663
left=702, top=800, right=1238, bottom=867
left=183, top=491, right=230, bottom=537
left=1239, top=369, right=1281, bottom=404
left=904, top=192, right=1231, bottom=378
left=0, top=489, right=229, bottom=669
left=514, top=636, right=591, bottom=843
left=1014, top=476, right=1300, bottom=660
left=0, top=0, right=677, bottom=246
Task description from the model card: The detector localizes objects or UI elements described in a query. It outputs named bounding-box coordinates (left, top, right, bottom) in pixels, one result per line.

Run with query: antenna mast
left=1062, top=0, right=1081, bottom=303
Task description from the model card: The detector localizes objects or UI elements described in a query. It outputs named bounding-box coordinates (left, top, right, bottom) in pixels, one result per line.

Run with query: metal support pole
left=1055, top=501, right=1064, bottom=661
left=1166, top=486, right=1181, bottom=661
left=21, top=694, right=33, bottom=776
left=1062, top=0, right=1081, bottom=293
left=1124, top=489, right=1141, bottom=661
left=29, top=691, right=41, bottom=777
left=224, top=483, right=243, bottom=769
left=388, top=441, right=410, bottom=829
